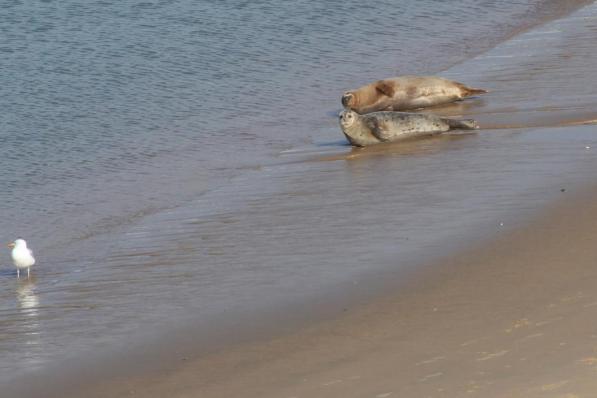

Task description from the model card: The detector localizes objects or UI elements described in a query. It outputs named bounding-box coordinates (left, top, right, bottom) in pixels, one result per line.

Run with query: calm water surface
left=1, top=0, right=595, bottom=383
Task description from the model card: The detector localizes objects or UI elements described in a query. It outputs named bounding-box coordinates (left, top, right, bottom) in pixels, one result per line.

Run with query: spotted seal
left=341, top=76, right=488, bottom=114
left=339, top=109, right=478, bottom=147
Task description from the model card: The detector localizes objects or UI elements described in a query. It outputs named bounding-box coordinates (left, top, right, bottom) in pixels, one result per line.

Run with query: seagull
left=8, top=238, right=36, bottom=278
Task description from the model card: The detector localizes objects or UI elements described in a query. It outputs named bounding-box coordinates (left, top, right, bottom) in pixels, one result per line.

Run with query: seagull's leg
left=27, top=268, right=30, bottom=278
left=17, top=269, right=20, bottom=278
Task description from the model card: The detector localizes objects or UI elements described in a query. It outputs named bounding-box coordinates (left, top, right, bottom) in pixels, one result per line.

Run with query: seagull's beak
left=7, top=242, right=15, bottom=248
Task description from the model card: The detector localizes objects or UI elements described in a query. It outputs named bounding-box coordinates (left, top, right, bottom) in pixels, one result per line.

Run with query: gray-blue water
left=1, top=0, right=596, bottom=386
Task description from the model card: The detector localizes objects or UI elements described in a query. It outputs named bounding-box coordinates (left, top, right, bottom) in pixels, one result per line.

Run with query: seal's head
left=339, top=109, right=358, bottom=129
left=341, top=92, right=356, bottom=109
left=338, top=110, right=376, bottom=147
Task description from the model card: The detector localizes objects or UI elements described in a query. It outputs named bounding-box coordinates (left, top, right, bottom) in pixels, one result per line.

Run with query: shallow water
left=1, top=0, right=596, bottom=385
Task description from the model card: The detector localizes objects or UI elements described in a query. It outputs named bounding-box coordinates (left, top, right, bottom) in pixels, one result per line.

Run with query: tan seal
left=339, top=109, right=478, bottom=147
left=342, top=76, right=488, bottom=114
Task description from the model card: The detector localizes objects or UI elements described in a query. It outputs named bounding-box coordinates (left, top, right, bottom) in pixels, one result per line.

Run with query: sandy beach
left=93, top=184, right=597, bottom=398
left=4, top=1, right=597, bottom=397
left=8, top=1, right=595, bottom=397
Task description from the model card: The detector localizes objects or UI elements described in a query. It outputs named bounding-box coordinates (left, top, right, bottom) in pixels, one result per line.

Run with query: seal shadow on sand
left=316, top=138, right=352, bottom=148
left=417, top=97, right=488, bottom=116
left=314, top=132, right=478, bottom=163
left=417, top=97, right=597, bottom=130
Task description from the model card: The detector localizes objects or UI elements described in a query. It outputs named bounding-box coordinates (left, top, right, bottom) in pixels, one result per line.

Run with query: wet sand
left=82, top=183, right=597, bottom=398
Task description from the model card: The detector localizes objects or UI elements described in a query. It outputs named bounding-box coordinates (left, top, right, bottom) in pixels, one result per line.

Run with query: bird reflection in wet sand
left=16, top=278, right=40, bottom=314
left=15, top=278, right=42, bottom=357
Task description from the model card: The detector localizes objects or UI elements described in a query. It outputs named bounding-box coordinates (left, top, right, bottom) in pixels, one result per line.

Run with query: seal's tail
left=455, top=82, right=489, bottom=97
left=465, top=87, right=489, bottom=96
left=443, top=118, right=479, bottom=130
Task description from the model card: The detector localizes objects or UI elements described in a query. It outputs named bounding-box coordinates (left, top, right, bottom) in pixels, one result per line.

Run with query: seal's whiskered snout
left=341, top=93, right=354, bottom=108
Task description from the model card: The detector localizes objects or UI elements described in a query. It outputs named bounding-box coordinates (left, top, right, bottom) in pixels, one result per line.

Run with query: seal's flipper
left=374, top=80, right=396, bottom=97
left=442, top=118, right=479, bottom=130
left=367, top=118, right=385, bottom=141
left=366, top=118, right=392, bottom=142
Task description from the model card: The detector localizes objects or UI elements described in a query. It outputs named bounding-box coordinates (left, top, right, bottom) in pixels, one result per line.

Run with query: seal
left=341, top=76, right=488, bottom=114
left=339, top=109, right=478, bottom=147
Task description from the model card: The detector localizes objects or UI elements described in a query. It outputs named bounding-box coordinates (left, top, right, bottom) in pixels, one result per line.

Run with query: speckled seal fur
left=342, top=76, right=487, bottom=114
left=339, top=109, right=478, bottom=147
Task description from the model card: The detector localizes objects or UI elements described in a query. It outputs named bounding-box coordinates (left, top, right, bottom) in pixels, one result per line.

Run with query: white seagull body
left=8, top=238, right=36, bottom=278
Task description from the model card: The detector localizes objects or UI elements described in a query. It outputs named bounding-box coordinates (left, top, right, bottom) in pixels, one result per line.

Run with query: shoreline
left=4, top=0, right=597, bottom=396
left=24, top=169, right=597, bottom=398
left=152, top=181, right=597, bottom=398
